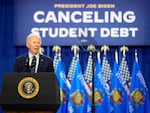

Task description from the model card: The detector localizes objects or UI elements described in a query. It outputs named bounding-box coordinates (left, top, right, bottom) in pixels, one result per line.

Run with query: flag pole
left=135, top=49, right=138, bottom=62
left=101, top=45, right=110, bottom=87
left=87, top=45, right=96, bottom=113
left=71, top=45, right=79, bottom=58
left=115, top=50, right=118, bottom=64
left=120, top=45, right=128, bottom=57
left=52, top=45, right=61, bottom=57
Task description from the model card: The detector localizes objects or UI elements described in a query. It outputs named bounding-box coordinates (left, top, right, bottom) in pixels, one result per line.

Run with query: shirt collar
left=28, top=52, right=40, bottom=59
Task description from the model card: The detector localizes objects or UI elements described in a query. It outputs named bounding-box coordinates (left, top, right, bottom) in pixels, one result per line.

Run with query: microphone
left=25, top=56, right=29, bottom=72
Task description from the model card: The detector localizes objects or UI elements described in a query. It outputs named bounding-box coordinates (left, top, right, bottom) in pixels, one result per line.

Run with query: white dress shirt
left=28, top=52, right=40, bottom=73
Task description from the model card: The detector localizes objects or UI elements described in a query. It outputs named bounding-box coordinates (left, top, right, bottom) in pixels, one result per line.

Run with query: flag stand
left=91, top=52, right=95, bottom=113
left=87, top=45, right=96, bottom=113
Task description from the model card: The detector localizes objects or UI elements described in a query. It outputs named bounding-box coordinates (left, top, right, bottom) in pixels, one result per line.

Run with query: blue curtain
left=0, top=0, right=150, bottom=104
left=0, top=0, right=16, bottom=88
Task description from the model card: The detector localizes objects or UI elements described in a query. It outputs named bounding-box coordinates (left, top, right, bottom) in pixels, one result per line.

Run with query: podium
left=0, top=72, right=60, bottom=113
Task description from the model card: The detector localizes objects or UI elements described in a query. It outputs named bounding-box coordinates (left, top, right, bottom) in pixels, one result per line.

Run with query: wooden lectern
left=0, top=72, right=60, bottom=113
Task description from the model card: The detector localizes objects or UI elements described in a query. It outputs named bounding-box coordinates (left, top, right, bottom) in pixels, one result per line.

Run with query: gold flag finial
left=101, top=45, right=109, bottom=55
left=52, top=46, right=61, bottom=53
left=87, top=45, right=96, bottom=52
left=39, top=47, right=44, bottom=55
left=71, top=45, right=79, bottom=57
left=52, top=46, right=61, bottom=56
left=120, top=46, right=128, bottom=57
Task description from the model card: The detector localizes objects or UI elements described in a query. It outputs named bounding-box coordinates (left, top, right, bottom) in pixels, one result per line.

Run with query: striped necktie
left=31, top=56, right=36, bottom=73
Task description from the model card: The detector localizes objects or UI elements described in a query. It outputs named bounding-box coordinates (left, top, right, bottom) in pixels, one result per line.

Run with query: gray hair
left=26, top=33, right=42, bottom=44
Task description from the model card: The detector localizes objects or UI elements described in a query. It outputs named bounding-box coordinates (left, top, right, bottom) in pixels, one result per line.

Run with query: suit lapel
left=37, top=55, right=44, bottom=72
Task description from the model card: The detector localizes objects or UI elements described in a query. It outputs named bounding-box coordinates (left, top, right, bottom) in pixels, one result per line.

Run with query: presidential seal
left=18, top=77, right=39, bottom=99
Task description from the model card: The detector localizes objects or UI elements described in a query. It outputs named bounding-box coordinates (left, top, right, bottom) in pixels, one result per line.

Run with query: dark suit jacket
left=13, top=54, right=54, bottom=73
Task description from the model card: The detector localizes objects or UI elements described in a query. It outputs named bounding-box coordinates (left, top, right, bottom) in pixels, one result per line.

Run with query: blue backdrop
left=13, top=0, right=150, bottom=46
left=0, top=1, right=150, bottom=112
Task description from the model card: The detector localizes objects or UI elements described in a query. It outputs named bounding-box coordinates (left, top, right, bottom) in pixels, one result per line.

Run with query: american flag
left=119, top=56, right=130, bottom=93
left=102, top=55, right=112, bottom=88
left=53, top=53, right=60, bottom=70
left=83, top=52, right=93, bottom=90
left=67, top=56, right=78, bottom=83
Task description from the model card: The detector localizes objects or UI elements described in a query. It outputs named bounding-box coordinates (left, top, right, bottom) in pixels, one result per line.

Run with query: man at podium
left=13, top=33, right=54, bottom=73
left=3, top=33, right=57, bottom=113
